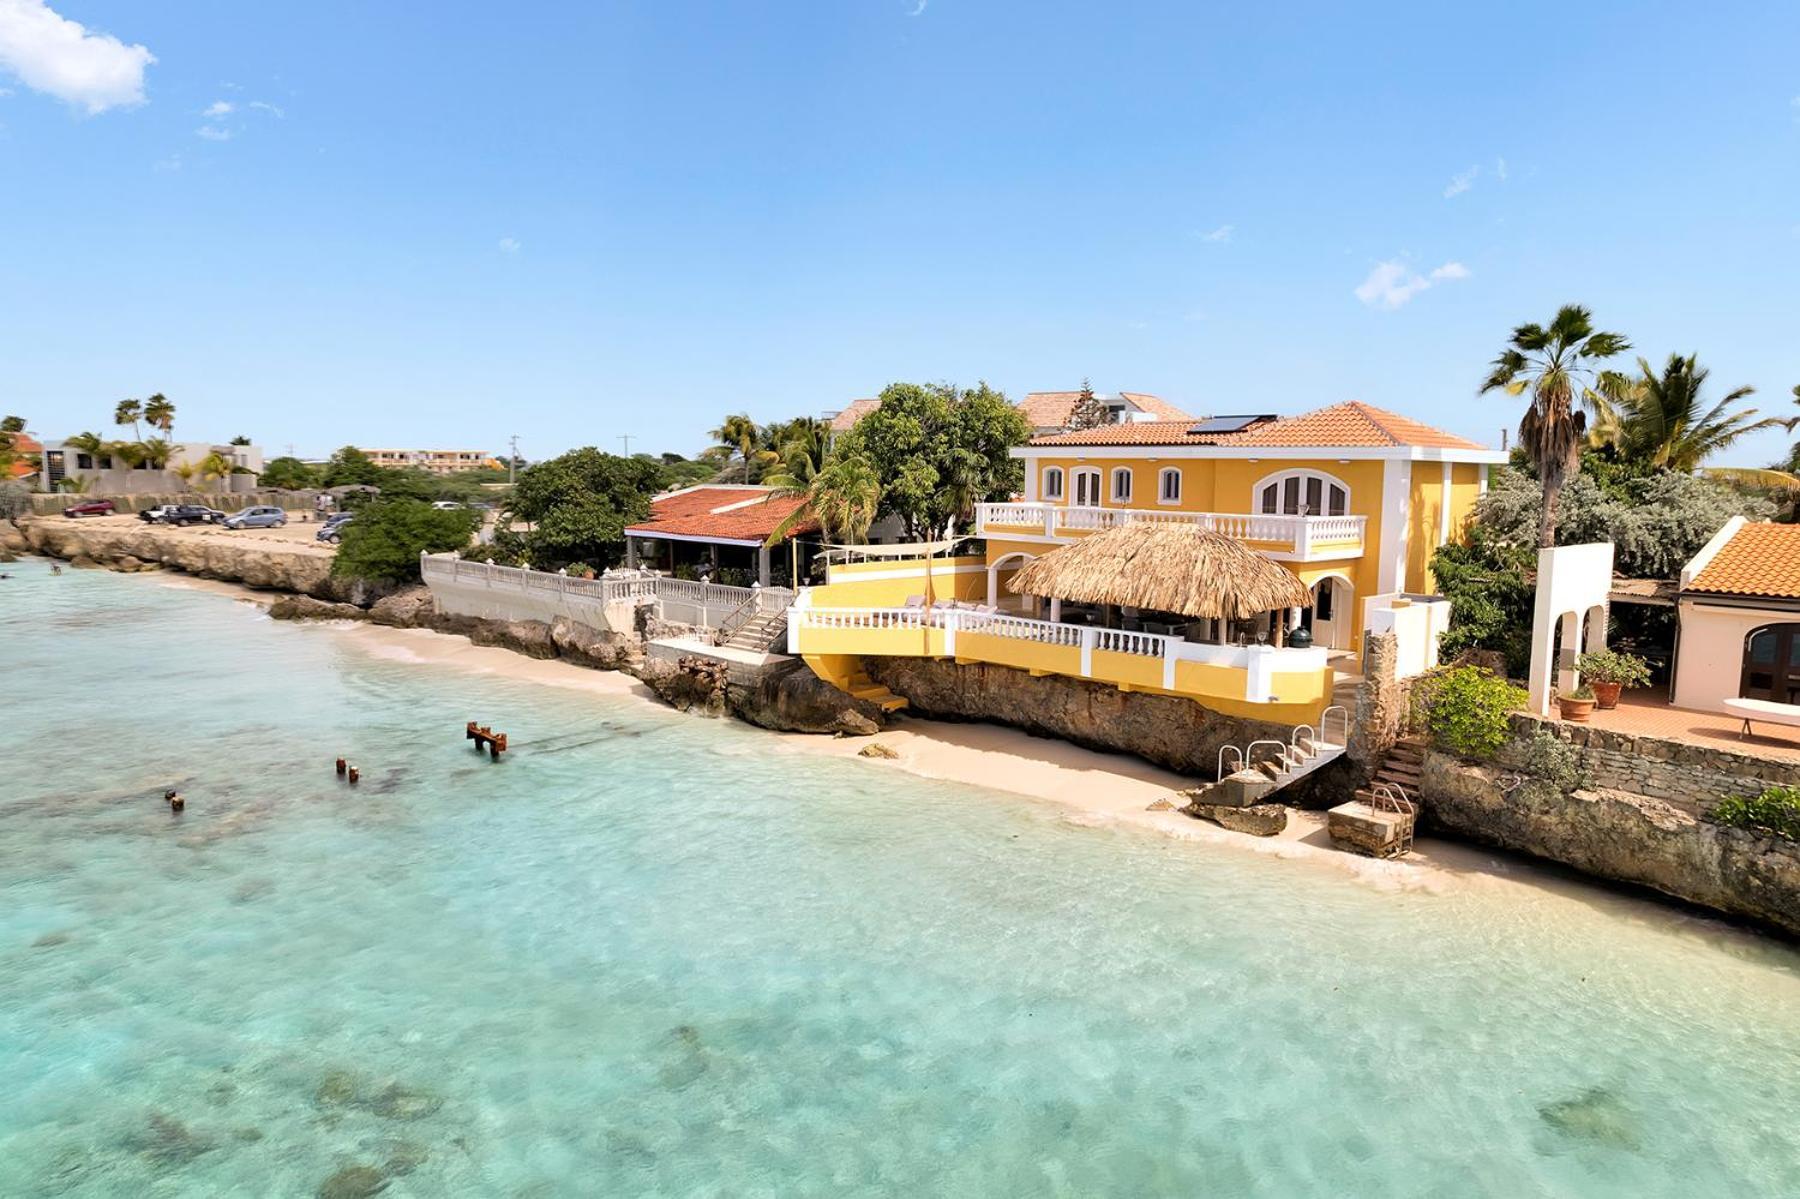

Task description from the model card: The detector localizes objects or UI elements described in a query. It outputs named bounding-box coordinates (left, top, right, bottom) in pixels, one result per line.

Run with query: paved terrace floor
left=1568, top=685, right=1800, bottom=763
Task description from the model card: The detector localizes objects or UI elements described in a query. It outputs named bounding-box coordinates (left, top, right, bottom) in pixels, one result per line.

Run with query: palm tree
left=1480, top=305, right=1630, bottom=547
left=1590, top=354, right=1787, bottom=482
left=65, top=431, right=109, bottom=468
left=198, top=451, right=238, bottom=492
left=709, top=413, right=761, bottom=482
left=138, top=438, right=173, bottom=468
left=764, top=453, right=883, bottom=547
left=114, top=398, right=143, bottom=440
left=143, top=394, right=176, bottom=440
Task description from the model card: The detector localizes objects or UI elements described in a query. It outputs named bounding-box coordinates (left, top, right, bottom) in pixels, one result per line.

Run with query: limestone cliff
left=1421, top=752, right=1800, bottom=939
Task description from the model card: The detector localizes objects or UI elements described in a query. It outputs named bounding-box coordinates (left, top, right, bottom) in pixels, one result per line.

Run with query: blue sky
left=2, top=1, right=1797, bottom=465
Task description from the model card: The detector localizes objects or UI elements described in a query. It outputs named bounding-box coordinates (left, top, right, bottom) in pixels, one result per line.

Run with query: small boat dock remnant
left=466, top=721, right=508, bottom=761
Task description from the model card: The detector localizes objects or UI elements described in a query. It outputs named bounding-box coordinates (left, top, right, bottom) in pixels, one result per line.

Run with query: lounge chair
left=1721, top=696, right=1800, bottom=739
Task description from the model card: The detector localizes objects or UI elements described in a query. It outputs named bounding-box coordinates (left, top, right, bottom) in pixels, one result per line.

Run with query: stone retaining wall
left=1510, top=713, right=1800, bottom=809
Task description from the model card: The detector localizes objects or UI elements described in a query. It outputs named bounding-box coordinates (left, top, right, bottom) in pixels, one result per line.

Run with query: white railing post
left=944, top=607, right=958, bottom=657
left=1044, top=505, right=1057, bottom=538
left=1163, top=636, right=1177, bottom=690
left=1079, top=627, right=1096, bottom=677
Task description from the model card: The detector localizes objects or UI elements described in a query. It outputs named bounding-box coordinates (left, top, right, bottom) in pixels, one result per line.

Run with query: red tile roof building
left=625, top=484, right=818, bottom=547
left=1027, top=401, right=1486, bottom=451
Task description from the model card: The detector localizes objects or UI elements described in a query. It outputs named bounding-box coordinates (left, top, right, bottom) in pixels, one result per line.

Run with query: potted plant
left=1557, top=684, right=1596, bottom=723
left=1575, top=650, right=1651, bottom=710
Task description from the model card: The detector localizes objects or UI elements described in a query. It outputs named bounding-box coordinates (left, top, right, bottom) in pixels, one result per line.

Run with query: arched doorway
left=987, top=551, right=1037, bottom=609
left=1741, top=624, right=1800, bottom=703
left=1307, top=575, right=1354, bottom=650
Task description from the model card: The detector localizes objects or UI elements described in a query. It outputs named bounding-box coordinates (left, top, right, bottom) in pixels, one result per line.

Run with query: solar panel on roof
left=1187, top=414, right=1273, bottom=435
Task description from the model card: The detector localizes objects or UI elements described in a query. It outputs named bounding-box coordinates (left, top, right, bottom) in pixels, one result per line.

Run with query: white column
left=1049, top=598, right=1062, bottom=623
left=1079, top=627, right=1096, bottom=677
left=1244, top=645, right=1275, bottom=703
left=756, top=546, right=771, bottom=587
left=1438, top=460, right=1453, bottom=547
left=944, top=609, right=958, bottom=657
left=1162, top=637, right=1178, bottom=690
left=1376, top=458, right=1412, bottom=596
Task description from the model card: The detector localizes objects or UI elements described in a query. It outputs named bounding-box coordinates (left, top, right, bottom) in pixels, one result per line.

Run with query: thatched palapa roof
left=1007, top=524, right=1310, bottom=619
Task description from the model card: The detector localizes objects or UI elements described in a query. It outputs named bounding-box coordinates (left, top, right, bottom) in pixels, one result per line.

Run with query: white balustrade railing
left=975, top=503, right=1366, bottom=557
left=422, top=554, right=791, bottom=620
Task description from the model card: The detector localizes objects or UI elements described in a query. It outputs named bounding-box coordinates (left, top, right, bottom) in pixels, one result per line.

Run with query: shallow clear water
left=4, top=560, right=1800, bottom=1196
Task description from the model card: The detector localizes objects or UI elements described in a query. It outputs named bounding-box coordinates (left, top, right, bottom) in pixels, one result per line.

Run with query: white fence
left=975, top=502, right=1366, bottom=559
left=789, top=596, right=1327, bottom=702
left=421, top=554, right=792, bottom=633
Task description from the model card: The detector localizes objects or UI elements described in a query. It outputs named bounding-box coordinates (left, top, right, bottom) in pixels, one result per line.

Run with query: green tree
left=1592, top=354, right=1786, bottom=479
left=709, top=413, right=764, bottom=483
left=506, top=447, right=664, bottom=568
left=258, top=456, right=321, bottom=490
left=114, top=398, right=143, bottom=440
left=138, top=438, right=173, bottom=468
left=143, top=394, right=176, bottom=439
left=833, top=381, right=1028, bottom=539
left=229, top=435, right=251, bottom=446
left=0, top=415, right=22, bottom=435
left=331, top=499, right=476, bottom=584
left=197, top=451, right=242, bottom=492
left=1480, top=305, right=1630, bottom=547
left=321, top=445, right=384, bottom=487
left=764, top=451, right=883, bottom=546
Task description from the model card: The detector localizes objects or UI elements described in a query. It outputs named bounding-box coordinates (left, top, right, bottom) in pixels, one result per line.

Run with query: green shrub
left=1575, top=650, right=1651, bottom=687
left=1709, top=786, right=1800, bottom=841
left=1414, top=666, right=1528, bottom=759
left=331, top=499, right=476, bottom=584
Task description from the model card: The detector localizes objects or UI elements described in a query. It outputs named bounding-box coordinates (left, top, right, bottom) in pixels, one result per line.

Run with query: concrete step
left=1328, top=798, right=1414, bottom=858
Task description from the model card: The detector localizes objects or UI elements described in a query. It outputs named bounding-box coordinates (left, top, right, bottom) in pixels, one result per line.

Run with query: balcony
left=974, top=502, right=1365, bottom=561
left=788, top=598, right=1333, bottom=720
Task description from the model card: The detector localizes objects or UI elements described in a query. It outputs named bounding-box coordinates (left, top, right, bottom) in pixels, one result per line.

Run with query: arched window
left=1158, top=467, right=1182, bottom=504
left=1742, top=624, right=1800, bottom=703
left=1111, top=467, right=1133, bottom=504
left=1072, top=467, right=1102, bottom=507
left=1255, top=469, right=1349, bottom=517
left=1042, top=466, right=1064, bottom=500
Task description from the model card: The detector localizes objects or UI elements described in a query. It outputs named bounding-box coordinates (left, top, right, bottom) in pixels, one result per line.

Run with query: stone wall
left=29, top=490, right=315, bottom=517
left=1509, top=713, right=1800, bottom=809
left=864, top=654, right=1312, bottom=784
left=1421, top=750, right=1800, bottom=938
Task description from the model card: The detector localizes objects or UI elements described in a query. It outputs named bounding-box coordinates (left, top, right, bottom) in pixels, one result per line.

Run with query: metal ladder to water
left=1211, top=704, right=1350, bottom=796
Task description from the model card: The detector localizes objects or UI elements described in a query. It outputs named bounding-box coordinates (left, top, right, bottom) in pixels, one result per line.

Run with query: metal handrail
left=1216, top=745, right=1245, bottom=780
left=1245, top=739, right=1287, bottom=775
left=1319, top=704, right=1349, bottom=748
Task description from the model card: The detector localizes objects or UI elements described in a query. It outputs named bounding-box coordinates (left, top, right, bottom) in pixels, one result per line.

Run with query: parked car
left=431, top=500, right=466, bottom=511
left=63, top=499, right=116, bottom=518
left=223, top=505, right=288, bottom=530
left=317, top=514, right=354, bottom=543
left=142, top=504, right=224, bottom=527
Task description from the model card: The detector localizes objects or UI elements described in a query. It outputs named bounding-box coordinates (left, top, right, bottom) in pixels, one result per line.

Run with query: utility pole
left=619, top=434, right=633, bottom=457
left=508, top=434, right=520, bottom=485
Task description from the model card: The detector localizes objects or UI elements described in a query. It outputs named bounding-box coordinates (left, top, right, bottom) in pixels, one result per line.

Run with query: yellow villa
left=787, top=401, right=1506, bottom=725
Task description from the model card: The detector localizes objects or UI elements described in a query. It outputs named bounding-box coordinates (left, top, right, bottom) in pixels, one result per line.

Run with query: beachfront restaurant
left=622, top=484, right=816, bottom=588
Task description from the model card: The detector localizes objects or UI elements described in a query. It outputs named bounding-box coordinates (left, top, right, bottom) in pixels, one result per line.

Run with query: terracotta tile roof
left=626, top=485, right=818, bottom=543
left=1015, top=390, right=1195, bottom=430
left=6, top=432, right=40, bottom=479
left=829, top=398, right=880, bottom=432
left=1025, top=401, right=1489, bottom=451
left=1688, top=523, right=1800, bottom=599
left=1220, top=401, right=1487, bottom=450
left=1029, top=420, right=1256, bottom=447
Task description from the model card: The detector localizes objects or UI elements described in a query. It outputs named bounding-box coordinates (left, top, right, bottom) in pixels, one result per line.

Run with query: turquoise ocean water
left=4, top=557, right=1800, bottom=1196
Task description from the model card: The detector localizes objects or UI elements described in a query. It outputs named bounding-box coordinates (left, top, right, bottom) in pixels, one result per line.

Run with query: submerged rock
left=317, top=1164, right=389, bottom=1199
left=1196, top=802, right=1288, bottom=837
left=858, top=742, right=900, bottom=760
left=1538, top=1086, right=1639, bottom=1149
left=126, top=1111, right=217, bottom=1165
left=312, top=1070, right=442, bottom=1121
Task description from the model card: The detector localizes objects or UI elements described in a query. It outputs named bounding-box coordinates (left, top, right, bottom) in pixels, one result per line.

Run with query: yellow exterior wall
left=810, top=556, right=987, bottom=607
left=1406, top=470, right=1442, bottom=594
left=1448, top=463, right=1482, bottom=540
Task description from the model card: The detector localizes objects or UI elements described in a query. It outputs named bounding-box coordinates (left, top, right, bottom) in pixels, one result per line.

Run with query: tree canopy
left=505, top=447, right=664, bottom=568
left=831, top=381, right=1028, bottom=539
left=257, top=456, right=321, bottom=490
left=321, top=445, right=385, bottom=488
left=331, top=499, right=477, bottom=584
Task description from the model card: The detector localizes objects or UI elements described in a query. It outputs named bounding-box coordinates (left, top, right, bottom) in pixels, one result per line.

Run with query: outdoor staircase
left=845, top=667, right=909, bottom=713
left=721, top=608, right=790, bottom=654
left=1364, top=736, right=1426, bottom=802
left=1326, top=736, right=1425, bottom=859
left=1187, top=706, right=1349, bottom=810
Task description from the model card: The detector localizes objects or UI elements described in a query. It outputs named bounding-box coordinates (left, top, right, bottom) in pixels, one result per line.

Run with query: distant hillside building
left=359, top=448, right=502, bottom=475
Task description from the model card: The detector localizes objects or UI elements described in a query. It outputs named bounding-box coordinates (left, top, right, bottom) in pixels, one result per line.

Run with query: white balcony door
left=1072, top=468, right=1102, bottom=507
left=1308, top=576, right=1353, bottom=650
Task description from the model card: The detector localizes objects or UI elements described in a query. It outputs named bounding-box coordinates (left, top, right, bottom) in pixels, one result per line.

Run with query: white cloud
left=498, top=236, right=521, bottom=254
left=1198, top=223, right=1233, bottom=243
left=1354, top=259, right=1470, bottom=309
left=153, top=152, right=180, bottom=172
left=202, top=99, right=232, bottom=118
left=248, top=99, right=283, bottom=118
left=195, top=124, right=231, bottom=141
left=906, top=0, right=927, bottom=14
left=1444, top=164, right=1479, bottom=198
left=1494, top=156, right=1508, bottom=181
left=0, top=0, right=154, bottom=114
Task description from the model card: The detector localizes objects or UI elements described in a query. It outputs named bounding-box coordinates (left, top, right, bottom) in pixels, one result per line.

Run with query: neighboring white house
left=41, top=440, right=265, bottom=494
left=1673, top=517, right=1800, bottom=713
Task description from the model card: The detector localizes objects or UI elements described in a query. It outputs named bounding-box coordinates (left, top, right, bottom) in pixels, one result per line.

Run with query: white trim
left=1376, top=458, right=1411, bottom=595
left=625, top=529, right=766, bottom=548
left=1681, top=515, right=1748, bottom=590
left=1024, top=463, right=1040, bottom=502
left=1157, top=466, right=1182, bottom=505
left=1438, top=460, right=1453, bottom=546
left=1071, top=466, right=1102, bottom=507
left=1041, top=465, right=1064, bottom=501
left=1478, top=463, right=1490, bottom=495
left=1110, top=466, right=1134, bottom=503
left=1251, top=467, right=1350, bottom=517
left=1011, top=444, right=1508, bottom=464
left=829, top=563, right=986, bottom=583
